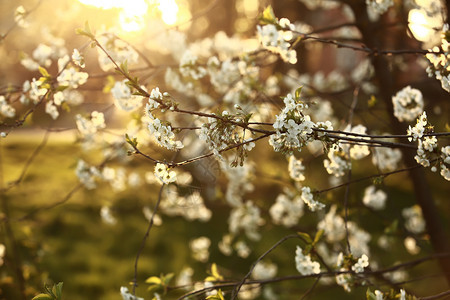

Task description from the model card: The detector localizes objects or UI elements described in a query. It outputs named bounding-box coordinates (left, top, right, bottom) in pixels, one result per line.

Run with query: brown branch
left=132, top=183, right=166, bottom=295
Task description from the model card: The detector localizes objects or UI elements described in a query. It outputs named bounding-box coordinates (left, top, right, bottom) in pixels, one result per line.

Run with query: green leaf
left=297, top=232, right=312, bottom=244
left=145, top=276, right=162, bottom=285
left=125, top=134, right=138, bottom=148
left=147, top=284, right=162, bottom=294
left=53, top=282, right=63, bottom=299
left=294, top=86, right=303, bottom=100
left=75, top=21, right=95, bottom=39
left=313, top=229, right=324, bottom=245
left=384, top=220, right=398, bottom=235
left=38, top=66, right=50, bottom=77
left=291, top=36, right=303, bottom=49
left=304, top=244, right=312, bottom=255
left=259, top=5, right=276, bottom=24
left=368, top=95, right=377, bottom=108
left=120, top=60, right=129, bottom=76
left=102, top=76, right=115, bottom=93
left=32, top=294, right=53, bottom=300
left=162, top=273, right=174, bottom=285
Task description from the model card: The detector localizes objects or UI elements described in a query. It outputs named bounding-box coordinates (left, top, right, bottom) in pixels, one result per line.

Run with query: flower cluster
left=120, top=287, right=143, bottom=300
left=323, top=144, right=351, bottom=177
left=402, top=205, right=425, bottom=234
left=14, top=5, right=28, bottom=28
left=97, top=31, right=139, bottom=72
left=71, top=49, right=85, bottom=68
left=154, top=163, right=177, bottom=184
left=392, top=86, right=424, bottom=122
left=351, top=254, right=369, bottom=273
left=21, top=78, right=48, bottom=104
left=295, top=246, right=321, bottom=275
left=179, top=50, right=207, bottom=80
left=75, top=159, right=101, bottom=190
left=199, top=112, right=240, bottom=160
left=288, top=155, right=306, bottom=181
left=301, top=186, right=325, bottom=211
left=111, top=80, right=143, bottom=112
left=407, top=112, right=449, bottom=180
left=342, top=124, right=371, bottom=160
left=269, top=191, right=304, bottom=227
left=57, top=67, right=89, bottom=89
left=426, top=24, right=450, bottom=92
left=252, top=261, right=278, bottom=280
left=366, top=0, right=394, bottom=20
left=146, top=113, right=184, bottom=151
left=190, top=236, right=211, bottom=262
left=160, top=185, right=211, bottom=222
left=362, top=185, right=387, bottom=210
left=257, top=18, right=297, bottom=64
left=228, top=201, right=264, bottom=241
left=0, top=96, right=16, bottom=119
left=269, top=93, right=316, bottom=154
left=76, top=111, right=106, bottom=140
left=371, top=144, right=402, bottom=172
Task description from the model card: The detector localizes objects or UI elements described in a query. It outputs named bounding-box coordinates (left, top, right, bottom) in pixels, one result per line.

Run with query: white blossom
left=14, top=5, right=28, bottom=28
left=362, top=186, right=387, bottom=210
left=154, top=163, right=177, bottom=184
left=372, top=145, right=402, bottom=172
left=295, top=246, right=321, bottom=275
left=57, top=67, right=88, bottom=88
left=301, top=186, right=325, bottom=211
left=392, top=86, right=424, bottom=122
left=190, top=236, right=211, bottom=262
left=120, top=287, right=143, bottom=300
left=45, top=101, right=59, bottom=120
left=229, top=201, right=264, bottom=241
left=72, top=49, right=85, bottom=68
left=252, top=261, right=278, bottom=280
left=402, top=205, right=425, bottom=234
left=269, top=193, right=304, bottom=227
left=0, top=96, right=16, bottom=118
left=288, top=155, right=306, bottom=181
left=351, top=254, right=369, bottom=273
left=111, top=80, right=142, bottom=112
left=257, top=22, right=297, bottom=64
left=324, top=144, right=351, bottom=177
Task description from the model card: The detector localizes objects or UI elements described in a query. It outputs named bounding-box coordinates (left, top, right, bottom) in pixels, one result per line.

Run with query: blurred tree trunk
left=347, top=1, right=450, bottom=286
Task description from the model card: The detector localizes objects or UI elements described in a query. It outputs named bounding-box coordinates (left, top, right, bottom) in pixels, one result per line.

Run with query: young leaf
left=145, top=276, right=162, bottom=285
left=206, top=289, right=225, bottom=300
left=38, top=66, right=50, bottom=78
left=259, top=5, right=276, bottom=24
left=53, top=282, right=63, bottom=299
left=297, top=232, right=312, bottom=244
left=295, top=87, right=303, bottom=100
left=313, top=229, right=324, bottom=245
left=31, top=294, right=53, bottom=300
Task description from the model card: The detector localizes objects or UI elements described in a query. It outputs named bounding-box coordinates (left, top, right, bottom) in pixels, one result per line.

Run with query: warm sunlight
left=409, top=9, right=435, bottom=42
left=408, top=0, right=443, bottom=44
left=158, top=0, right=179, bottom=25
left=76, top=0, right=183, bottom=31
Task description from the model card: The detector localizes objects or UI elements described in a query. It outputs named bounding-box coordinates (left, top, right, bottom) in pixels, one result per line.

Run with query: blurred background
left=1, top=0, right=449, bottom=299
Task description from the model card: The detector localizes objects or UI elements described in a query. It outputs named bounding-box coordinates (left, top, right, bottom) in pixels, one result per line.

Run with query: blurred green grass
left=0, top=133, right=448, bottom=299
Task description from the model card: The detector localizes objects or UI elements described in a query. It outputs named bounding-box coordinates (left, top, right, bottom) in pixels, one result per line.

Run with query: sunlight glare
left=408, top=9, right=434, bottom=42
left=76, top=0, right=183, bottom=30
left=76, top=0, right=150, bottom=32
left=158, top=0, right=179, bottom=25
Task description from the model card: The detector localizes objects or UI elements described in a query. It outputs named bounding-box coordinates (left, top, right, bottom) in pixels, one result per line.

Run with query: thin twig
left=231, top=234, right=301, bottom=299
left=132, top=183, right=166, bottom=295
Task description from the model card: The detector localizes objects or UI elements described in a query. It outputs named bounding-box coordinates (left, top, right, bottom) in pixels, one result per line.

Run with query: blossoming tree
left=0, top=0, right=449, bottom=299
